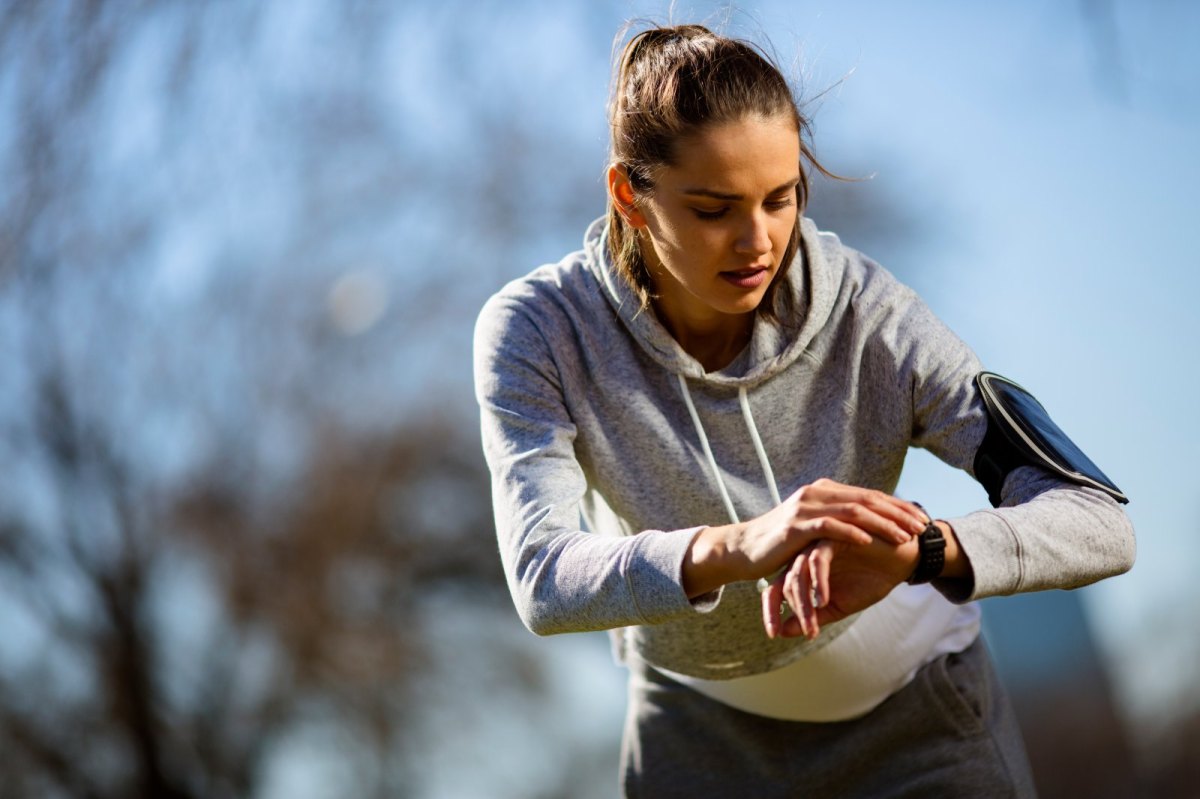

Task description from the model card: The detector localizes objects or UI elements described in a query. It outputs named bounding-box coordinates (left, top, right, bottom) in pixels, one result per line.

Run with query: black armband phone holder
left=973, top=372, right=1128, bottom=508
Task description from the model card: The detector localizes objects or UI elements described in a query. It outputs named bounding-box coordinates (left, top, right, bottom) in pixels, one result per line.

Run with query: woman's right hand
left=682, top=478, right=928, bottom=599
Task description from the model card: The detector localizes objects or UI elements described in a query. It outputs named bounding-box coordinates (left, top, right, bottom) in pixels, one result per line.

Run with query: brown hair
left=607, top=24, right=832, bottom=320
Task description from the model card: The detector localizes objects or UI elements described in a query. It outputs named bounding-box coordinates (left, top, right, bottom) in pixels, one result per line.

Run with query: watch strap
left=907, top=519, right=946, bottom=585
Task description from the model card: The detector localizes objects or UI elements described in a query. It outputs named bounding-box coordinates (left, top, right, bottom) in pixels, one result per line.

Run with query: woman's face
left=633, top=114, right=800, bottom=339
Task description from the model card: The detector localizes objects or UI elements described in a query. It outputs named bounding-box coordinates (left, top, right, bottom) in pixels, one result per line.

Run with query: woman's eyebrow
left=681, top=177, right=801, bottom=201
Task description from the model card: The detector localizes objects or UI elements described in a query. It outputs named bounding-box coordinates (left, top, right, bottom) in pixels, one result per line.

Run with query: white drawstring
left=676, top=374, right=782, bottom=524
left=678, top=374, right=740, bottom=524
left=739, top=386, right=782, bottom=507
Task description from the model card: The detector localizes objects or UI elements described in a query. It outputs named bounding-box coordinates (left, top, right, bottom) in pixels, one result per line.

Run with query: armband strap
left=973, top=372, right=1128, bottom=507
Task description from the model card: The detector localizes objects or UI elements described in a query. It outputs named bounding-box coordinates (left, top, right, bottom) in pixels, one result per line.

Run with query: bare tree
left=0, top=2, right=549, bottom=795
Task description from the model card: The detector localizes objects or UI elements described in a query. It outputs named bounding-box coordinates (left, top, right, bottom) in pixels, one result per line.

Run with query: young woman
left=474, top=24, right=1134, bottom=798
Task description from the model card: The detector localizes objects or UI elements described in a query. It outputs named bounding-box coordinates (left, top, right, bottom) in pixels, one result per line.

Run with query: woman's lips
left=719, top=266, right=770, bottom=289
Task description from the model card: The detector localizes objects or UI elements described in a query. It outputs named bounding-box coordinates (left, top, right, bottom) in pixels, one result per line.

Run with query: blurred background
left=1, top=1, right=1196, bottom=797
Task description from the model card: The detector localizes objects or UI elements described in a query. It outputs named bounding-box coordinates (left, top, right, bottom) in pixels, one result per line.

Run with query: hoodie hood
left=583, top=216, right=845, bottom=388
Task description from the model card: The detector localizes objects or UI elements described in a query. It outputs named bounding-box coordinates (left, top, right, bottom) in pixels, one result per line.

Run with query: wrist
left=906, top=519, right=969, bottom=584
left=936, top=520, right=970, bottom=581
left=682, top=524, right=737, bottom=598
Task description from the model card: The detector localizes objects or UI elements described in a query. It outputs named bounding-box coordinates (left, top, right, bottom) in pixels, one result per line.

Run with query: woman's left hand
left=760, top=536, right=915, bottom=639
left=761, top=520, right=964, bottom=639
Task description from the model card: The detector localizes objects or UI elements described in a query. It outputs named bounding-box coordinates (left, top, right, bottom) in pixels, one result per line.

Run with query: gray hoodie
left=473, top=217, right=1135, bottom=681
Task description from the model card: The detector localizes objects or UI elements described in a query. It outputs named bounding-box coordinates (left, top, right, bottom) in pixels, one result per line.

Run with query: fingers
left=806, top=479, right=927, bottom=527
left=806, top=545, right=834, bottom=639
left=794, top=480, right=927, bottom=544
left=783, top=555, right=806, bottom=638
left=761, top=570, right=787, bottom=639
left=800, top=517, right=873, bottom=547
left=774, top=540, right=842, bottom=640
left=828, top=503, right=912, bottom=545
left=782, top=545, right=827, bottom=641
left=811, top=543, right=831, bottom=611
left=779, top=558, right=805, bottom=639
left=801, top=554, right=819, bottom=639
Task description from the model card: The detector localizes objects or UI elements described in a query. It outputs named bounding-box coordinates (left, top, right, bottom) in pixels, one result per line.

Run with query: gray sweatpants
left=620, top=637, right=1037, bottom=798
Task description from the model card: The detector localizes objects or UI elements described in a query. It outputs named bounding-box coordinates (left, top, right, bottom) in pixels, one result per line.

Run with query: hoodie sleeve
left=473, top=291, right=717, bottom=636
left=861, top=257, right=1136, bottom=603
left=937, top=467, right=1136, bottom=601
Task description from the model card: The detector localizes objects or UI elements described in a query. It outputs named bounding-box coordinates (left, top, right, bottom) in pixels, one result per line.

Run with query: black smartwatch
left=907, top=519, right=946, bottom=585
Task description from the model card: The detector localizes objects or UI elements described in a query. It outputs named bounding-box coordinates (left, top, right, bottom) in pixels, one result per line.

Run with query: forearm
left=508, top=526, right=708, bottom=635
left=941, top=466, right=1135, bottom=601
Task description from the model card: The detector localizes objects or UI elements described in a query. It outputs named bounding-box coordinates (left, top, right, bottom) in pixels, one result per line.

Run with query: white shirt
left=649, top=583, right=981, bottom=721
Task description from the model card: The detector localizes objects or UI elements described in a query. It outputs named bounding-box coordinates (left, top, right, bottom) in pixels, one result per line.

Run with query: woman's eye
left=692, top=207, right=728, bottom=220
left=765, top=197, right=795, bottom=211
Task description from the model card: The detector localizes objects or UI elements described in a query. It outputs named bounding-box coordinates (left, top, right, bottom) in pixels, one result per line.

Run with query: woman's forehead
left=663, top=116, right=801, bottom=194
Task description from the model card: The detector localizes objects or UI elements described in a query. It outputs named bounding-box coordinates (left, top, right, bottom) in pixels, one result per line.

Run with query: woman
left=473, top=24, right=1134, bottom=798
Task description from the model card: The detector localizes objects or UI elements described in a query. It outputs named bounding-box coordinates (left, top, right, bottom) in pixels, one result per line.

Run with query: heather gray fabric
left=619, top=637, right=1037, bottom=798
left=473, top=216, right=1135, bottom=680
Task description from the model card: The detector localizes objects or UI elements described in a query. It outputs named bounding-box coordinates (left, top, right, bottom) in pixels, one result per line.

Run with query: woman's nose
left=734, top=212, right=771, bottom=255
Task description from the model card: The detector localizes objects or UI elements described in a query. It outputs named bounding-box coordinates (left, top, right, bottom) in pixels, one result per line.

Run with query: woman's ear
left=607, top=165, right=647, bottom=228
